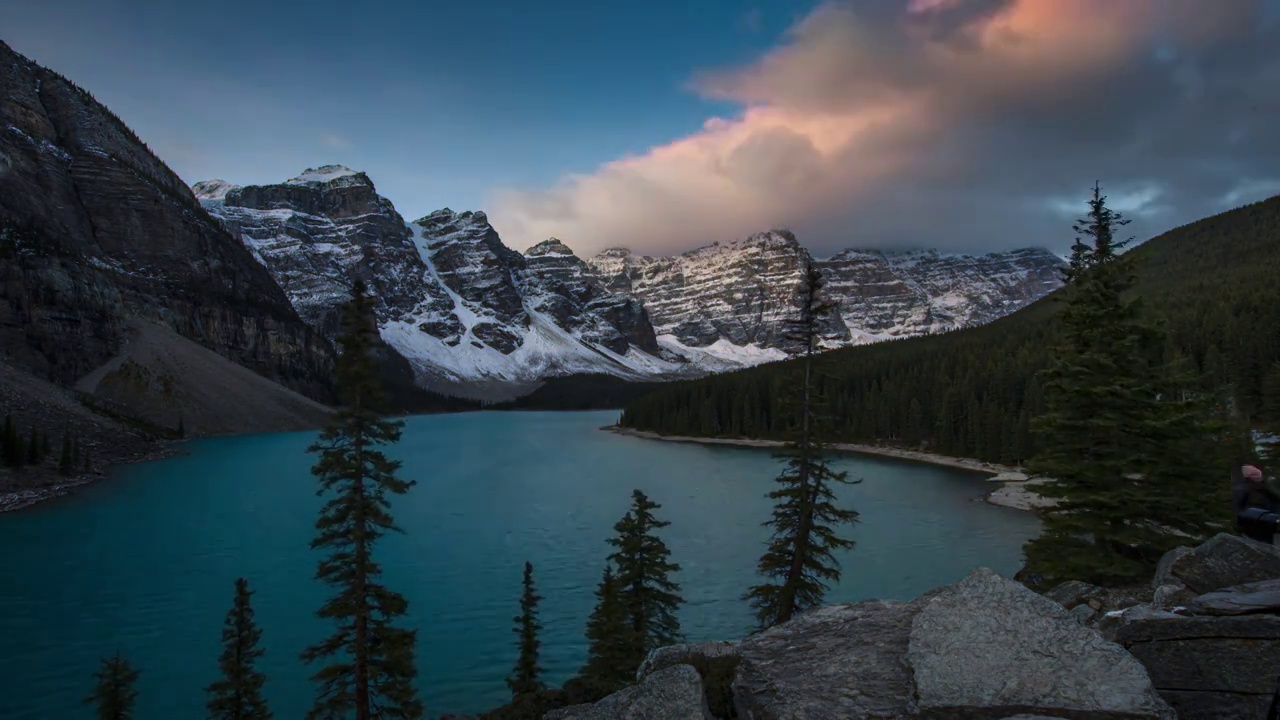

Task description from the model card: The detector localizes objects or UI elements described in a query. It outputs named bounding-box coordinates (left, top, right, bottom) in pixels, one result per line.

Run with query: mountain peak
left=285, top=165, right=367, bottom=187
left=525, top=237, right=576, bottom=258
left=415, top=208, right=491, bottom=229
left=191, top=179, right=241, bottom=201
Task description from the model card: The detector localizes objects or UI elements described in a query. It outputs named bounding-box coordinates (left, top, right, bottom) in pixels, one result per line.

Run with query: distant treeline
left=619, top=195, right=1280, bottom=465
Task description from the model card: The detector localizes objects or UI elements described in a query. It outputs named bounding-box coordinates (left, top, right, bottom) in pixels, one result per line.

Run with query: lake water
left=0, top=410, right=1039, bottom=718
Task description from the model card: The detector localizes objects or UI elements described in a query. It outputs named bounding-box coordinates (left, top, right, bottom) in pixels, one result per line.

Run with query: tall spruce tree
left=26, top=427, right=41, bottom=465
left=606, top=490, right=683, bottom=674
left=59, top=429, right=74, bottom=475
left=506, top=561, right=544, bottom=698
left=207, top=577, right=272, bottom=720
left=744, top=262, right=860, bottom=629
left=579, top=565, right=635, bottom=690
left=1, top=414, right=14, bottom=466
left=301, top=281, right=423, bottom=720
left=85, top=653, right=140, bottom=720
left=1024, top=184, right=1235, bottom=586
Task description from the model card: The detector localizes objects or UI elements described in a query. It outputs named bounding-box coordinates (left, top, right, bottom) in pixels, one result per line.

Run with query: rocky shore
left=606, top=425, right=1051, bottom=511
left=542, top=533, right=1280, bottom=720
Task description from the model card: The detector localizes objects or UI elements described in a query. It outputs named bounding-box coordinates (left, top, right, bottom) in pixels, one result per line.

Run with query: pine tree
left=301, top=281, right=423, bottom=720
left=60, top=430, right=74, bottom=476
left=84, top=653, right=140, bottom=720
left=1024, top=184, right=1233, bottom=586
left=606, top=490, right=683, bottom=674
left=207, top=578, right=272, bottom=720
left=41, top=431, right=52, bottom=459
left=26, top=427, right=40, bottom=465
left=1, top=413, right=14, bottom=466
left=10, top=429, right=24, bottom=468
left=506, top=561, right=543, bottom=698
left=744, top=262, right=860, bottom=629
left=579, top=565, right=636, bottom=689
left=178, top=417, right=186, bottom=438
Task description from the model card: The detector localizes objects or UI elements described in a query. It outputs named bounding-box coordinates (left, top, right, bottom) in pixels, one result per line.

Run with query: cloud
left=490, top=0, right=1280, bottom=258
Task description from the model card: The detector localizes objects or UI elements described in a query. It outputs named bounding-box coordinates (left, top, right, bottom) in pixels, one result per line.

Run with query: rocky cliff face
left=588, top=236, right=1065, bottom=364
left=0, top=40, right=332, bottom=402
left=196, top=166, right=425, bottom=338
left=198, top=185, right=685, bottom=396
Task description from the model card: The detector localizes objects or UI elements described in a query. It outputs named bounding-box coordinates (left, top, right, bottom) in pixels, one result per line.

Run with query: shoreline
left=0, top=443, right=181, bottom=513
left=604, top=425, right=1049, bottom=512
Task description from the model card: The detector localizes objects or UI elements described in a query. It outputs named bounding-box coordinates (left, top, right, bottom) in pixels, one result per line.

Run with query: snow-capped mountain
left=588, top=234, right=1065, bottom=355
left=195, top=167, right=1063, bottom=396
left=196, top=173, right=687, bottom=396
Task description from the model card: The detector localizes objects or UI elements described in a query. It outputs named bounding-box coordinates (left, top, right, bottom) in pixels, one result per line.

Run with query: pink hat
left=1243, top=465, right=1263, bottom=479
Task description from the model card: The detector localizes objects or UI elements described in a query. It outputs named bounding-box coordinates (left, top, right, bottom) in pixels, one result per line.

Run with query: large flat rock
left=733, top=599, right=924, bottom=719
left=1106, top=608, right=1280, bottom=720
left=1160, top=533, right=1280, bottom=594
left=1186, top=577, right=1280, bottom=616
left=908, top=569, right=1173, bottom=719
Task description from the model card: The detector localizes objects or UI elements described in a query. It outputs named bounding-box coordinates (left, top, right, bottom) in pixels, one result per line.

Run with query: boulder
left=1186, top=578, right=1280, bottom=616
left=1150, top=583, right=1196, bottom=610
left=543, top=664, right=712, bottom=720
left=636, top=641, right=740, bottom=681
left=908, top=569, right=1173, bottom=719
left=725, top=569, right=1171, bottom=719
left=1045, top=580, right=1101, bottom=609
left=733, top=599, right=924, bottom=719
left=1105, top=610, right=1280, bottom=720
left=1157, top=533, right=1280, bottom=594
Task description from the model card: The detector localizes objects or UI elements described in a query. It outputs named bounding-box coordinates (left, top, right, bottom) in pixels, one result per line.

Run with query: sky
left=3, top=0, right=1279, bottom=258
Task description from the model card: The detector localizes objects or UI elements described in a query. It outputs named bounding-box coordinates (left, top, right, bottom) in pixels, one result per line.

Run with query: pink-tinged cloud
left=490, top=0, right=1279, bottom=259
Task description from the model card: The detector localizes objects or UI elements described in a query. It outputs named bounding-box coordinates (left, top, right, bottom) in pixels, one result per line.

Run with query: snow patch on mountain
left=287, top=165, right=362, bottom=186
left=380, top=217, right=688, bottom=388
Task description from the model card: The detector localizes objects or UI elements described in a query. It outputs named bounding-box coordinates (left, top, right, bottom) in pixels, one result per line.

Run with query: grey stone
left=543, top=664, right=712, bottom=720
left=908, top=568, right=1174, bottom=719
left=1046, top=580, right=1103, bottom=609
left=1069, top=603, right=1099, bottom=624
left=732, top=598, right=926, bottom=719
left=1161, top=532, right=1280, bottom=594
left=1106, top=609, right=1280, bottom=720
left=1152, top=545, right=1193, bottom=588
left=636, top=641, right=740, bottom=681
left=1150, top=582, right=1195, bottom=610
left=1186, top=577, right=1280, bottom=616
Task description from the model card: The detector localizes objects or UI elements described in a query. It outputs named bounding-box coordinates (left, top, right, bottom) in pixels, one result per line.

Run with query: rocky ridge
left=588, top=236, right=1065, bottom=362
left=197, top=180, right=688, bottom=397
left=0, top=40, right=333, bottom=411
left=199, top=170, right=1064, bottom=393
left=545, top=534, right=1280, bottom=720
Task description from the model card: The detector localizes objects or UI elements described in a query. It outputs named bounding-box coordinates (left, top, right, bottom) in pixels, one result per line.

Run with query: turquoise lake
left=0, top=410, right=1040, bottom=718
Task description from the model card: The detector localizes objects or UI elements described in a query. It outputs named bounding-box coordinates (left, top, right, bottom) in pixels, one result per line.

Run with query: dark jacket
left=1234, top=472, right=1280, bottom=543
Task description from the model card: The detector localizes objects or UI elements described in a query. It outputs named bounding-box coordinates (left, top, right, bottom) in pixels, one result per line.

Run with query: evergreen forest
left=619, top=194, right=1280, bottom=466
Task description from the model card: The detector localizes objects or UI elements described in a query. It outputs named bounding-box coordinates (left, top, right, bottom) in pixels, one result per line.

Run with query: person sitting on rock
left=1233, top=464, right=1280, bottom=544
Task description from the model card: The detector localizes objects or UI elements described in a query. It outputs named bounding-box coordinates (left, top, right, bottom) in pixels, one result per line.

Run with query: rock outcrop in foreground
left=1097, top=534, right=1280, bottom=720
left=552, top=534, right=1280, bottom=720
left=556, top=569, right=1174, bottom=720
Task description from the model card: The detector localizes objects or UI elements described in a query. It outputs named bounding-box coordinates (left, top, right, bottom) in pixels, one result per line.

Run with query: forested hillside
left=619, top=195, right=1280, bottom=465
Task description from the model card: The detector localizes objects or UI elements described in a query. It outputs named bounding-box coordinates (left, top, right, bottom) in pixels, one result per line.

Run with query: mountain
left=0, top=39, right=335, bottom=434
left=588, top=232, right=1065, bottom=364
left=199, top=169, right=1064, bottom=397
left=618, top=194, right=1280, bottom=465
left=197, top=179, right=689, bottom=399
